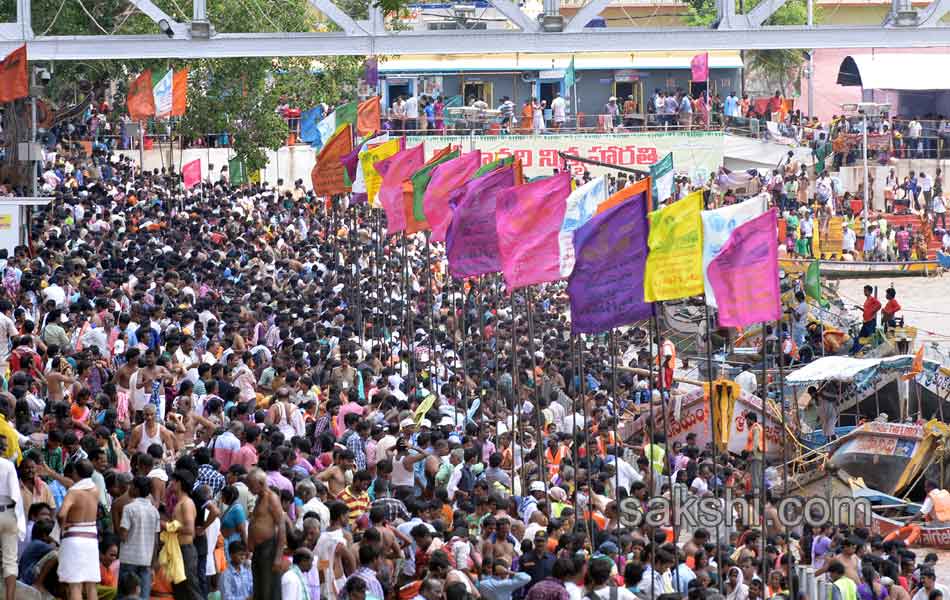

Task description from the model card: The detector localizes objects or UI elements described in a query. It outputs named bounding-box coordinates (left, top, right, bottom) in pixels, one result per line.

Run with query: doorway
left=689, top=80, right=708, bottom=99
left=462, top=82, right=493, bottom=106
left=386, top=80, right=412, bottom=108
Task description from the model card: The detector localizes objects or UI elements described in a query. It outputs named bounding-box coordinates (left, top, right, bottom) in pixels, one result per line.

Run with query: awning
left=380, top=51, right=743, bottom=73
left=837, top=54, right=950, bottom=90
left=785, top=354, right=938, bottom=385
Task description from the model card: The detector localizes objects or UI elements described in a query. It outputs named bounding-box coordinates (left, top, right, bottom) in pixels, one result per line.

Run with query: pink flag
left=375, top=144, right=425, bottom=235
left=707, top=209, right=781, bottom=328
left=183, top=159, right=201, bottom=189
left=691, top=52, right=709, bottom=82
left=496, top=173, right=572, bottom=291
left=423, top=150, right=482, bottom=242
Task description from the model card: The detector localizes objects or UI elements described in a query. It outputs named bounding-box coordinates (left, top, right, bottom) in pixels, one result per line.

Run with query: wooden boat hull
left=780, top=258, right=938, bottom=279
left=828, top=423, right=924, bottom=496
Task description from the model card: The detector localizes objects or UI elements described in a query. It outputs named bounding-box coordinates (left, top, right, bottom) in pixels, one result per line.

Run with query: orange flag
left=595, top=177, right=650, bottom=216
left=171, top=67, right=189, bottom=117
left=314, top=124, right=353, bottom=196
left=0, top=45, right=28, bottom=104
left=357, top=96, right=381, bottom=138
left=902, top=346, right=924, bottom=381
left=127, top=70, right=156, bottom=121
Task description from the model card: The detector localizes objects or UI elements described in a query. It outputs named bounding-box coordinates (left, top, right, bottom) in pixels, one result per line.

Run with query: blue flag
left=300, top=106, right=324, bottom=148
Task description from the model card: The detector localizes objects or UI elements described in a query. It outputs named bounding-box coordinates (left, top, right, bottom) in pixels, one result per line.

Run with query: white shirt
left=736, top=370, right=757, bottom=395
left=0, top=314, right=16, bottom=362
left=551, top=97, right=567, bottom=121
left=843, top=228, right=857, bottom=252
left=43, top=284, right=66, bottom=308
left=0, top=457, right=26, bottom=540
left=282, top=566, right=311, bottom=600
left=909, top=120, right=923, bottom=138
left=912, top=585, right=950, bottom=600
left=297, top=498, right=331, bottom=529
left=404, top=96, right=419, bottom=119
left=690, top=476, right=710, bottom=496
left=594, top=586, right=637, bottom=600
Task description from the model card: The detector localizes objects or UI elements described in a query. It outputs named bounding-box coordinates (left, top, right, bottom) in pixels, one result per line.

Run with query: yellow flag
left=360, top=139, right=401, bottom=208
left=414, top=394, right=436, bottom=424
left=644, top=191, right=704, bottom=301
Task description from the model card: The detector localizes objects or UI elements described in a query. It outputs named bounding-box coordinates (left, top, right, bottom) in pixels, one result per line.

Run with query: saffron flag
left=649, top=152, right=674, bottom=207
left=701, top=195, right=769, bottom=308
left=423, top=151, right=483, bottom=242
left=360, top=138, right=403, bottom=208
left=567, top=193, right=653, bottom=334
left=595, top=177, right=650, bottom=217
left=153, top=68, right=188, bottom=118
left=445, top=165, right=516, bottom=279
left=691, top=53, right=709, bottom=82
left=902, top=346, right=925, bottom=381
left=299, top=106, right=324, bottom=147
left=406, top=146, right=456, bottom=234
left=0, top=45, right=28, bottom=104
left=496, top=172, right=572, bottom=290
left=707, top=209, right=781, bottom=328
left=313, top=124, right=353, bottom=196
left=357, top=97, right=381, bottom=138
left=644, top=191, right=704, bottom=301
left=375, top=143, right=425, bottom=235
left=558, top=176, right=608, bottom=277
left=127, top=70, right=157, bottom=121
left=182, top=159, right=201, bottom=190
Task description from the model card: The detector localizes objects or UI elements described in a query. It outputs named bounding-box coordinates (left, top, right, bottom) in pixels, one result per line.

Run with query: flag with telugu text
left=445, top=165, right=516, bottom=278
left=496, top=172, right=572, bottom=290
left=707, top=209, right=781, bottom=327
left=568, top=192, right=653, bottom=334
left=644, top=191, right=704, bottom=301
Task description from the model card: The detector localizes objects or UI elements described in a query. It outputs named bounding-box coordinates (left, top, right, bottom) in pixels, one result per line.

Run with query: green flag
left=564, top=56, right=576, bottom=89
left=474, top=155, right=515, bottom=178
left=649, top=152, right=674, bottom=209
left=411, top=150, right=461, bottom=221
left=335, top=101, right=358, bottom=129
left=804, top=261, right=829, bottom=308
left=228, top=157, right=246, bottom=186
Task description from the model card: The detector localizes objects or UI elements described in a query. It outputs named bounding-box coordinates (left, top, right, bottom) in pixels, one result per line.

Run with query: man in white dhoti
left=56, top=460, right=102, bottom=600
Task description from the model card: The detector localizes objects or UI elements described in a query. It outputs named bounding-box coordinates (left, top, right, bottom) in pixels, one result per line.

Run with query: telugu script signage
left=406, top=132, right=724, bottom=179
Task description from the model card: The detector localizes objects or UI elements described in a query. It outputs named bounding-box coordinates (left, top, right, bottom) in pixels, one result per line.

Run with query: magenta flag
left=691, top=52, right=709, bottom=82
left=423, top=150, right=482, bottom=242
left=375, top=144, right=425, bottom=235
left=445, top=166, right=515, bottom=279
left=707, top=209, right=781, bottom=328
left=496, top=173, right=571, bottom=290
left=567, top=190, right=653, bottom=334
left=183, top=158, right=201, bottom=189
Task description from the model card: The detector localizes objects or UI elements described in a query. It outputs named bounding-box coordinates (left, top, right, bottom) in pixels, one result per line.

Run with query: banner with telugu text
left=405, top=132, right=723, bottom=180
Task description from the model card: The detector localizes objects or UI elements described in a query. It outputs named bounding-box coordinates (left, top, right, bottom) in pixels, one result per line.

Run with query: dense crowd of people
left=0, top=104, right=948, bottom=600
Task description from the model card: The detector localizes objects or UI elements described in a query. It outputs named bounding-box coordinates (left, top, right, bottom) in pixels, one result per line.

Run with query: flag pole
left=524, top=286, right=547, bottom=498
left=652, top=309, right=680, bottom=594
left=703, top=303, right=725, bottom=595
left=423, top=230, right=437, bottom=391
left=609, top=328, right=620, bottom=534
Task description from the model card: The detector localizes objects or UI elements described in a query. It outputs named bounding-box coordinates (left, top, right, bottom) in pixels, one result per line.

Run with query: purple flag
left=364, top=57, right=379, bottom=87
left=567, top=190, right=653, bottom=334
left=341, top=146, right=360, bottom=183
left=445, top=166, right=515, bottom=278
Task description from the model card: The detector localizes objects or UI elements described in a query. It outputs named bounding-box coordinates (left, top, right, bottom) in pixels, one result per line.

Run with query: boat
left=780, top=258, right=939, bottom=279
left=621, top=381, right=795, bottom=460
left=826, top=422, right=925, bottom=496
left=846, top=482, right=950, bottom=549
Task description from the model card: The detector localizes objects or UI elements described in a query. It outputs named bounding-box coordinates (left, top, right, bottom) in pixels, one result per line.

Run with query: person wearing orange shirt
left=851, top=285, right=882, bottom=354
left=882, top=287, right=901, bottom=331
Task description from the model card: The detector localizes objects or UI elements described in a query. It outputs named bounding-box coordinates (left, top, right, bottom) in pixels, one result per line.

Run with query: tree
left=684, top=0, right=814, bottom=97
left=16, top=0, right=367, bottom=172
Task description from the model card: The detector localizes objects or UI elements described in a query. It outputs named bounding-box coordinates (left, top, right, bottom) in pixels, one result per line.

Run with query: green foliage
left=23, top=0, right=367, bottom=171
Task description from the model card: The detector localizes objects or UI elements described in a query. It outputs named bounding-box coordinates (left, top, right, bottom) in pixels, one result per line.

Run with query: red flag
left=171, top=67, right=189, bottom=117
left=0, top=45, right=28, bottom=104
left=357, top=96, right=381, bottom=138
left=691, top=53, right=709, bottom=82
left=128, top=70, right=157, bottom=121
left=183, top=159, right=201, bottom=189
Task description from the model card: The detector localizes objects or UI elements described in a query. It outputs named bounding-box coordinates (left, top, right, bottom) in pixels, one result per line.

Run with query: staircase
left=883, top=213, right=942, bottom=259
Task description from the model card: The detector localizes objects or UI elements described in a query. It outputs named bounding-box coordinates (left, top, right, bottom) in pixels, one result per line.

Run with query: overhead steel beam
left=917, top=0, right=950, bottom=26
left=127, top=0, right=190, bottom=37
left=563, top=0, right=610, bottom=32
left=485, top=0, right=541, bottom=32
left=307, top=0, right=367, bottom=35
left=2, top=25, right=949, bottom=60
left=16, top=0, right=32, bottom=39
